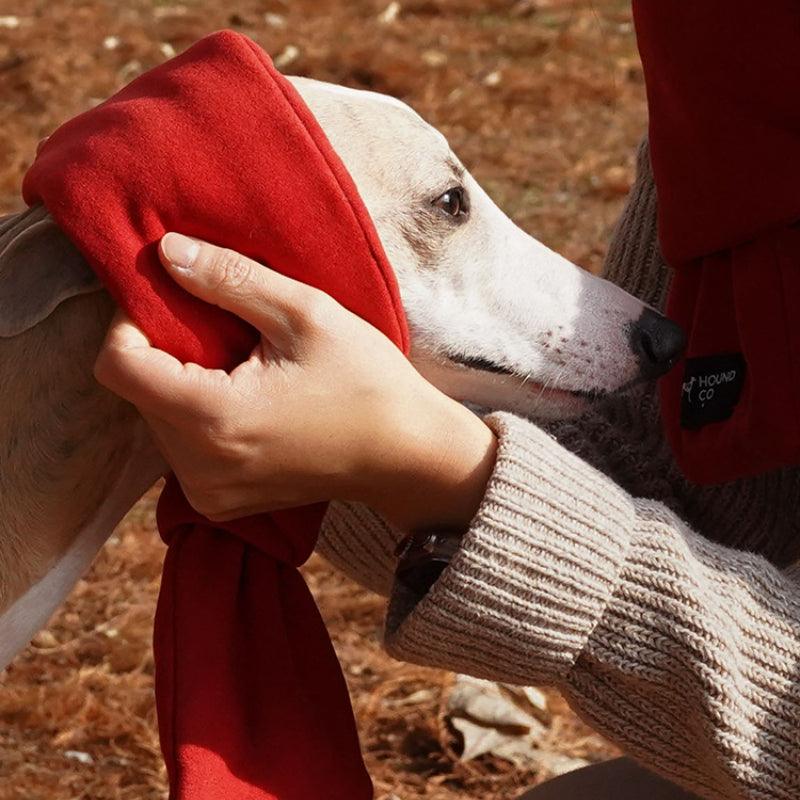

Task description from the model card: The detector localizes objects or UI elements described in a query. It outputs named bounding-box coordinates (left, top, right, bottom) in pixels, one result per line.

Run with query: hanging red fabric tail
left=154, top=493, right=371, bottom=799
left=23, top=31, right=408, bottom=798
left=633, top=2, right=800, bottom=484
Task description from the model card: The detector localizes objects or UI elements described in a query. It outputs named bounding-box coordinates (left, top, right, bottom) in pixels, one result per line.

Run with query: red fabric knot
left=24, top=30, right=408, bottom=799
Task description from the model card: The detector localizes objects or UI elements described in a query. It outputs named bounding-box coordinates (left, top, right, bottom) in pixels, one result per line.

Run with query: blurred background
left=0, top=1, right=645, bottom=798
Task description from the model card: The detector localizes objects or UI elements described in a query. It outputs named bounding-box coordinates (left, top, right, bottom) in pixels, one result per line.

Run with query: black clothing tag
left=680, top=353, right=747, bottom=430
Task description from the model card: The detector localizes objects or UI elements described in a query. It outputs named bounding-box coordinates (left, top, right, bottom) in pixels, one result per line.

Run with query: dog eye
left=433, top=186, right=468, bottom=218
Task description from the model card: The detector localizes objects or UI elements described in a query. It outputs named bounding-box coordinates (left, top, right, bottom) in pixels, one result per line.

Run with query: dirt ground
left=0, top=1, right=646, bottom=797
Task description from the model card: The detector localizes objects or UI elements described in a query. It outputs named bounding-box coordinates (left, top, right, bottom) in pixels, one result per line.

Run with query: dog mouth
left=446, top=352, right=602, bottom=401
left=449, top=354, right=514, bottom=376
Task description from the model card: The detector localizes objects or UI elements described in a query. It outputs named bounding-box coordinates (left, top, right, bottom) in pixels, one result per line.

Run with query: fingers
left=94, top=310, right=223, bottom=420
left=159, top=233, right=337, bottom=352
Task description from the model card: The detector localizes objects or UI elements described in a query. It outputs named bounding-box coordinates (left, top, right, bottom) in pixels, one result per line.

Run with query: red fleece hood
left=24, top=31, right=408, bottom=799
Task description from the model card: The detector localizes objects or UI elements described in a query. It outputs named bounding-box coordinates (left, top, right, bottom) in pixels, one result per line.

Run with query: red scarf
left=24, top=31, right=408, bottom=799
left=634, top=2, right=800, bottom=484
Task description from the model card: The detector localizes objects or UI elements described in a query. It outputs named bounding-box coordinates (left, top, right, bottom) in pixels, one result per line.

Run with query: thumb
left=159, top=233, right=324, bottom=354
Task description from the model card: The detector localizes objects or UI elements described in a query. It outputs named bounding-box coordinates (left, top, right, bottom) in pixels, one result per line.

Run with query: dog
left=0, top=76, right=683, bottom=670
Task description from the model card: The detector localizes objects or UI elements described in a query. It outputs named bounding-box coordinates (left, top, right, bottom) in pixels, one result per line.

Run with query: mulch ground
left=0, top=1, right=645, bottom=797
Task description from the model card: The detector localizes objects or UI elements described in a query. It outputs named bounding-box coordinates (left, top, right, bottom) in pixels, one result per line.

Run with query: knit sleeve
left=383, top=412, right=800, bottom=800
left=318, top=499, right=403, bottom=597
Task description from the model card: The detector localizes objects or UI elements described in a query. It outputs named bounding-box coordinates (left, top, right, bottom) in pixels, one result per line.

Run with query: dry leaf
left=446, top=676, right=549, bottom=767
left=446, top=676, right=592, bottom=776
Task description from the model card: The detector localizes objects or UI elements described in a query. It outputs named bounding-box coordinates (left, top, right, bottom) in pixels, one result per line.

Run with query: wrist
left=359, top=388, right=497, bottom=531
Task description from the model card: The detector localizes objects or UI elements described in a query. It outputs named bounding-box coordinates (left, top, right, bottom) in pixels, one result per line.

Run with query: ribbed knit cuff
left=384, top=412, right=638, bottom=685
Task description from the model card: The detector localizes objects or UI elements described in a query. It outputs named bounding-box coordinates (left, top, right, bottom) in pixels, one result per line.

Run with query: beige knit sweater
left=318, top=141, right=800, bottom=800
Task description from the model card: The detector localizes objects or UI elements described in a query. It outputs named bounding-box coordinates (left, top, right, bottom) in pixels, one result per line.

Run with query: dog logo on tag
left=682, top=375, right=697, bottom=404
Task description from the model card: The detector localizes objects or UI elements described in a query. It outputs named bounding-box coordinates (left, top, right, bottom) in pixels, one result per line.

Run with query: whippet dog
left=0, top=78, right=683, bottom=671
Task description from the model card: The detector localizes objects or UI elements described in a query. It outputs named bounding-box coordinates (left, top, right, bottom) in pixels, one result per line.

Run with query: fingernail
left=162, top=233, right=200, bottom=273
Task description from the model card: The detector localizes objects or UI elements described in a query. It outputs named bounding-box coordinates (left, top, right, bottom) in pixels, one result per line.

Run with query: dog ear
left=0, top=209, right=102, bottom=338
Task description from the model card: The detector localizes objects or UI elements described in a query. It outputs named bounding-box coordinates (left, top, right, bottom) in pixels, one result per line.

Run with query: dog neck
left=0, top=287, right=162, bottom=668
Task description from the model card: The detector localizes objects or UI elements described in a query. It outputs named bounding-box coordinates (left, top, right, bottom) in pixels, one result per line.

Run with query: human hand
left=94, top=234, right=496, bottom=529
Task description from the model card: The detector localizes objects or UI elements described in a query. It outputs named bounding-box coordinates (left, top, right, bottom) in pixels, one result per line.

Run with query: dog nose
left=630, top=308, right=686, bottom=378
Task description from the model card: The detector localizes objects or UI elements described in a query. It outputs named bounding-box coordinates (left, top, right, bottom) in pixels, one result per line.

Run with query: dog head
left=292, top=78, right=684, bottom=419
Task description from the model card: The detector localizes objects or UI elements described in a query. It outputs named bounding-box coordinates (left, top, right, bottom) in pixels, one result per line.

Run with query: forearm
left=383, top=412, right=800, bottom=800
left=319, top=376, right=800, bottom=599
